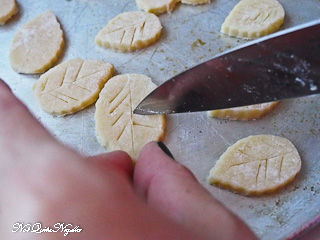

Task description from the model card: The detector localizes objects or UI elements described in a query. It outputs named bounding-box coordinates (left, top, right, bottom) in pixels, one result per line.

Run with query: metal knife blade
left=134, top=20, right=320, bottom=115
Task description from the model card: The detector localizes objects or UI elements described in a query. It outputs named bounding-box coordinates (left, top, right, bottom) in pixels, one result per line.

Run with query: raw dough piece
left=221, top=0, right=285, bottom=39
left=95, top=11, right=162, bottom=52
left=0, top=0, right=18, bottom=25
left=209, top=135, right=301, bottom=196
left=208, top=102, right=279, bottom=121
left=95, top=74, right=166, bottom=161
left=136, top=0, right=180, bottom=15
left=33, top=58, right=114, bottom=116
left=10, top=11, right=64, bottom=73
left=181, top=0, right=210, bottom=5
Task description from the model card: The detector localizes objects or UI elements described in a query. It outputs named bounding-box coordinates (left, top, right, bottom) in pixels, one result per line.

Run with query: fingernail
left=157, top=141, right=175, bottom=160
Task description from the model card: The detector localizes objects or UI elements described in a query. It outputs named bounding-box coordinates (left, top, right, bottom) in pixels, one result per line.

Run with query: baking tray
left=1, top=0, right=320, bottom=239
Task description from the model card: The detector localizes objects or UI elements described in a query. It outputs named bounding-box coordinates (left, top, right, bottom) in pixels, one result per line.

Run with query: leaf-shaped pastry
left=95, top=11, right=162, bottom=52
left=208, top=102, right=279, bottom=121
left=181, top=0, right=210, bottom=5
left=33, top=58, right=114, bottom=116
left=0, top=0, right=18, bottom=25
left=10, top=11, right=64, bottom=73
left=95, top=74, right=166, bottom=161
left=136, top=0, right=180, bottom=15
left=209, top=135, right=301, bottom=196
left=221, top=0, right=285, bottom=39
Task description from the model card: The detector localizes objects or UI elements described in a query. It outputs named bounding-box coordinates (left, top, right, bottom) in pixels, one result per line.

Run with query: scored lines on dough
left=106, top=77, right=135, bottom=151
left=230, top=150, right=295, bottom=183
left=42, top=67, right=100, bottom=103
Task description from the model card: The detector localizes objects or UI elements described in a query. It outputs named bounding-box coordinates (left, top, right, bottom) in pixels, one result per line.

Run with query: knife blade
left=134, top=19, right=320, bottom=115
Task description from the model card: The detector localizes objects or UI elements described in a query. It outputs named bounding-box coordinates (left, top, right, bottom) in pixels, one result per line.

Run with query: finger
left=134, top=141, right=257, bottom=240
left=0, top=78, right=65, bottom=176
left=134, top=141, right=198, bottom=198
left=87, top=151, right=134, bottom=182
left=0, top=79, right=56, bottom=150
left=1, top=147, right=200, bottom=240
left=0, top=78, right=12, bottom=91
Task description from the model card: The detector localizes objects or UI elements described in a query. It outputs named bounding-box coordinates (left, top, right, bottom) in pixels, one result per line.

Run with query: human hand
left=0, top=79, right=257, bottom=240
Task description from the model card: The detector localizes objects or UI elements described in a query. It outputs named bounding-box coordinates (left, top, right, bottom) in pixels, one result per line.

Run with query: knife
left=134, top=19, right=320, bottom=115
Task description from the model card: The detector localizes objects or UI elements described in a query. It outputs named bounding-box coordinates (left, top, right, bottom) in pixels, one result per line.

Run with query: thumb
left=134, top=141, right=257, bottom=240
left=134, top=141, right=199, bottom=198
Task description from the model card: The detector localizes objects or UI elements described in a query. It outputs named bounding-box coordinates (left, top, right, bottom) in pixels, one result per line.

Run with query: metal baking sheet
left=1, top=0, right=320, bottom=239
